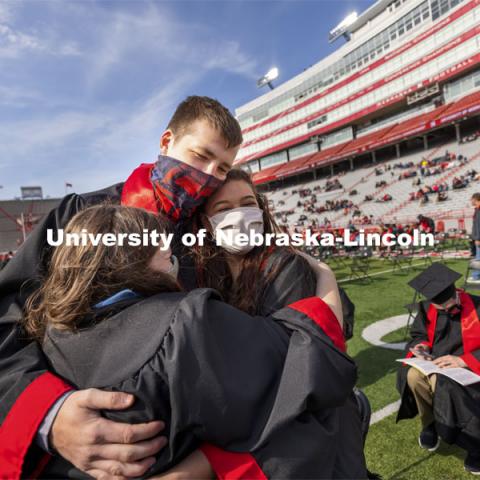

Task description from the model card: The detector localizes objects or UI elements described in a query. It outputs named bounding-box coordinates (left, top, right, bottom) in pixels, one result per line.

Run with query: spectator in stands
left=364, top=194, right=373, bottom=202
left=417, top=215, right=435, bottom=234
left=469, top=193, right=480, bottom=283
left=437, top=191, right=448, bottom=202
left=376, top=193, right=392, bottom=202
left=452, top=176, right=469, bottom=190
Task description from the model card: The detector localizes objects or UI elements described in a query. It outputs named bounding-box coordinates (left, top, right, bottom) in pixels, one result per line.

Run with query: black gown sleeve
left=259, top=249, right=356, bottom=340
left=0, top=194, right=87, bottom=479
left=258, top=251, right=316, bottom=316
left=160, top=289, right=359, bottom=479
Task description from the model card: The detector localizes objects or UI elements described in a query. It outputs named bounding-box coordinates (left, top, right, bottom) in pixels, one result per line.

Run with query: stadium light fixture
left=257, top=67, right=279, bottom=90
left=329, top=11, right=358, bottom=43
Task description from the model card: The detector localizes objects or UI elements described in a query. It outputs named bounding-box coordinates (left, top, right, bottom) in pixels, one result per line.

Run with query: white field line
left=360, top=314, right=410, bottom=425
left=370, top=400, right=401, bottom=425
left=361, top=314, right=408, bottom=351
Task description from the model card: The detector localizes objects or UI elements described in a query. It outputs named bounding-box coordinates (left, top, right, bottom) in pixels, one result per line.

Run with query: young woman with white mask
left=188, top=169, right=368, bottom=479
left=190, top=169, right=345, bottom=323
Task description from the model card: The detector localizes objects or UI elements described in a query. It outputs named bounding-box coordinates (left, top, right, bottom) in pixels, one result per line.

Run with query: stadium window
left=474, top=72, right=480, bottom=88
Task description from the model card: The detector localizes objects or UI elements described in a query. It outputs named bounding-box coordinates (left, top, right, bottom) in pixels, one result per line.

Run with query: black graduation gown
left=38, top=284, right=360, bottom=479
left=396, top=297, right=480, bottom=453
left=0, top=186, right=365, bottom=479
left=0, top=185, right=123, bottom=479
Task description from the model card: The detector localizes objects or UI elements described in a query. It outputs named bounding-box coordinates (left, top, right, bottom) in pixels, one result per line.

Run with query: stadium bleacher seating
left=266, top=137, right=480, bottom=231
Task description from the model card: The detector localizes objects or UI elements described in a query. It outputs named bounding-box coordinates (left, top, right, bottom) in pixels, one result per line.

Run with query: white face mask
left=208, top=206, right=264, bottom=255
left=165, top=254, right=179, bottom=280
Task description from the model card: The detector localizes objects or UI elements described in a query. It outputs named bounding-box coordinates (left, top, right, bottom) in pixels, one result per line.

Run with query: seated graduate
left=396, top=263, right=480, bottom=475
left=25, top=204, right=362, bottom=479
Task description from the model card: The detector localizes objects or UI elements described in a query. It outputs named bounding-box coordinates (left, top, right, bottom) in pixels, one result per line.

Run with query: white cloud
left=0, top=84, right=41, bottom=106
left=0, top=0, right=258, bottom=198
left=0, top=72, right=197, bottom=197
left=85, top=3, right=257, bottom=89
left=0, top=1, right=13, bottom=23
left=0, top=0, right=81, bottom=59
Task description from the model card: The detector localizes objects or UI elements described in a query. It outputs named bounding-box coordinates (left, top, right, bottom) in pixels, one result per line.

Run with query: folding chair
left=349, top=256, right=372, bottom=283
left=404, top=290, right=419, bottom=339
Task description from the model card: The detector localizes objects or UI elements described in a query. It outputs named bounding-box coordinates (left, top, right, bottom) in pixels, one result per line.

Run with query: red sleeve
left=287, top=297, right=346, bottom=352
left=0, top=372, right=73, bottom=480
left=460, top=351, right=480, bottom=375
left=200, top=444, right=267, bottom=480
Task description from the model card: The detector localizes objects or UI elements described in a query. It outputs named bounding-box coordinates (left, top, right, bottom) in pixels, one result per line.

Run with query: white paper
left=396, top=358, right=480, bottom=386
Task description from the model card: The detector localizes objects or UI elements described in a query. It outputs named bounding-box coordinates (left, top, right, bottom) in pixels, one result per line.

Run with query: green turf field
left=328, top=256, right=475, bottom=480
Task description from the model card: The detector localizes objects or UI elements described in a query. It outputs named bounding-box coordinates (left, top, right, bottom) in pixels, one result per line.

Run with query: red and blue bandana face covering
left=150, top=155, right=222, bottom=222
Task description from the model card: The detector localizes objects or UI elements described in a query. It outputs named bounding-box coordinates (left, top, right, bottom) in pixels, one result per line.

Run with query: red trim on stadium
left=0, top=372, right=73, bottom=480
left=240, top=23, right=480, bottom=160
left=252, top=74, right=480, bottom=184
left=288, top=297, right=346, bottom=352
left=200, top=444, right=268, bottom=480
left=241, top=0, right=479, bottom=137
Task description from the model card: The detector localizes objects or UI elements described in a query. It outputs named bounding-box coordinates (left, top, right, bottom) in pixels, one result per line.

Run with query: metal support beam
left=455, top=123, right=461, bottom=143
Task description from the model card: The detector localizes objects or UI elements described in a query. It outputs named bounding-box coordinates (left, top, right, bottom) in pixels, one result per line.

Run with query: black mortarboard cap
left=408, top=263, right=461, bottom=303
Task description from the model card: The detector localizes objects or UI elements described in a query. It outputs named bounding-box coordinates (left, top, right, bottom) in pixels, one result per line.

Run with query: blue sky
left=0, top=0, right=375, bottom=200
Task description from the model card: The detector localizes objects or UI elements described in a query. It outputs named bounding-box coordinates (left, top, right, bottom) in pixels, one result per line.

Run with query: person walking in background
left=469, top=193, right=480, bottom=283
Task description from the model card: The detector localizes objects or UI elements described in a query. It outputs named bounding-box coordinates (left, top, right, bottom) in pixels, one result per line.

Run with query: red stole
left=120, top=163, right=159, bottom=214
left=425, top=290, right=480, bottom=374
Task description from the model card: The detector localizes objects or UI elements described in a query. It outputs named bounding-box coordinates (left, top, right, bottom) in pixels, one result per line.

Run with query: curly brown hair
left=24, top=205, right=180, bottom=341
left=188, top=169, right=300, bottom=315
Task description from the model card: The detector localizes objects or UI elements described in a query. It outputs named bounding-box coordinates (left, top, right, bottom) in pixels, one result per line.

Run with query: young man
left=0, top=96, right=353, bottom=479
left=396, top=263, right=480, bottom=475
left=0, top=96, right=241, bottom=479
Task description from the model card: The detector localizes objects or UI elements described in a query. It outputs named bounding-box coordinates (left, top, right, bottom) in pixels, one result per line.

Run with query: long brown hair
left=189, top=169, right=298, bottom=315
left=24, top=205, right=180, bottom=341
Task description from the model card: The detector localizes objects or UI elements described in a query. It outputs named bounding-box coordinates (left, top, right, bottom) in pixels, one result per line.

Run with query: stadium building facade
left=235, top=0, right=480, bottom=185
